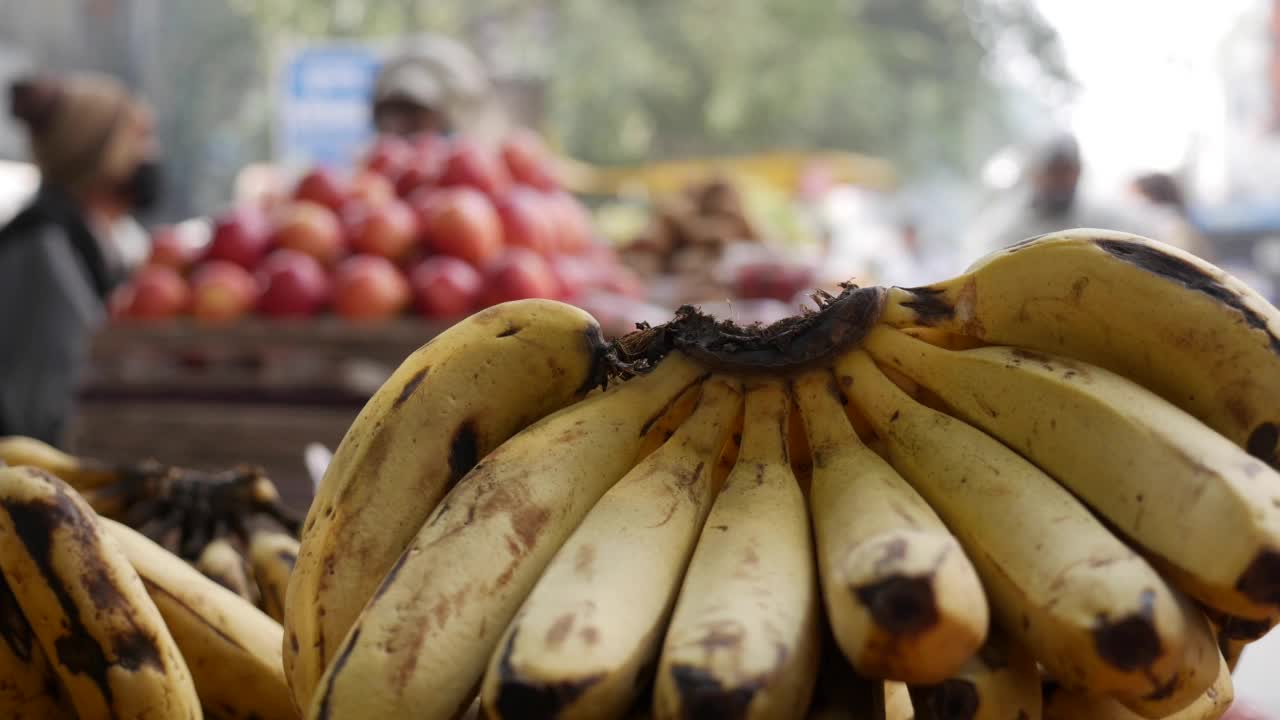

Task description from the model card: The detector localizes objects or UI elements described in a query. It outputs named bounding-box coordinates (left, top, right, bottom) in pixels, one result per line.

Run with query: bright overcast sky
left=1034, top=0, right=1260, bottom=190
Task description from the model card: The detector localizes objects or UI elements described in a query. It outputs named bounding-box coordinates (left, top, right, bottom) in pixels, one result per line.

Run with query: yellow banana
left=285, top=299, right=608, bottom=705
left=0, top=466, right=199, bottom=719
left=840, top=350, right=1185, bottom=698
left=0, top=572, right=75, bottom=717
left=0, top=435, right=121, bottom=490
left=878, top=228, right=1280, bottom=472
left=908, top=626, right=1041, bottom=720
left=1042, top=653, right=1233, bottom=720
left=653, top=379, right=819, bottom=719
left=249, top=530, right=297, bottom=624
left=1119, top=596, right=1219, bottom=719
left=793, top=367, right=988, bottom=684
left=195, top=538, right=256, bottom=604
left=862, top=325, right=1280, bottom=619
left=309, top=353, right=707, bottom=720
left=104, top=517, right=296, bottom=720
left=481, top=376, right=741, bottom=719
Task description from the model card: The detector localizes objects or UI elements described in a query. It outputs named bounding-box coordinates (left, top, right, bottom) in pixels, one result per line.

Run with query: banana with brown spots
left=864, top=324, right=1280, bottom=620
left=794, top=366, right=988, bottom=684
left=104, top=517, right=296, bottom=720
left=285, top=299, right=608, bottom=708
left=652, top=378, right=819, bottom=719
left=309, top=352, right=708, bottom=720
left=1117, top=595, right=1221, bottom=719
left=0, top=571, right=75, bottom=718
left=879, top=228, right=1280, bottom=474
left=479, top=375, right=742, bottom=719
left=0, top=465, right=200, bottom=719
left=841, top=350, right=1186, bottom=700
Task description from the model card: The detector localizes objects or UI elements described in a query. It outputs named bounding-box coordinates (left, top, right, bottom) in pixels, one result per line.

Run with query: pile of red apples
left=115, top=130, right=643, bottom=324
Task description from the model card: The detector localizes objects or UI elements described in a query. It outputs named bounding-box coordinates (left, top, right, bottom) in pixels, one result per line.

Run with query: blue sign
left=276, top=43, right=385, bottom=170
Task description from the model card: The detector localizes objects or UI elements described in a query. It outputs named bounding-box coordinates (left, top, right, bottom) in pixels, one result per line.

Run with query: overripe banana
left=481, top=376, right=741, bottom=719
left=793, top=367, right=988, bottom=684
left=653, top=379, right=819, bottom=719
left=863, top=324, right=1280, bottom=619
left=285, top=298, right=607, bottom=705
left=839, top=350, right=1185, bottom=698
left=1119, top=596, right=1220, bottom=719
left=878, top=229, right=1280, bottom=471
left=0, top=465, right=200, bottom=719
left=907, top=626, right=1040, bottom=720
left=249, top=530, right=297, bottom=624
left=308, top=352, right=707, bottom=720
left=196, top=538, right=255, bottom=603
left=104, top=517, right=296, bottom=720
left=0, top=572, right=74, bottom=717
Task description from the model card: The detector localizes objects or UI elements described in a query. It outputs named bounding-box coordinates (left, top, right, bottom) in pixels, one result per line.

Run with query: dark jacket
left=0, top=187, right=121, bottom=445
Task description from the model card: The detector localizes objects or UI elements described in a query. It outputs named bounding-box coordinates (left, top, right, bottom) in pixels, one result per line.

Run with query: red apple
left=545, top=191, right=593, bottom=253
left=344, top=198, right=418, bottom=261
left=413, top=187, right=503, bottom=267
left=256, top=249, right=330, bottom=317
left=438, top=139, right=509, bottom=197
left=410, top=256, right=483, bottom=318
left=501, top=129, right=558, bottom=191
left=293, top=167, right=349, bottom=213
left=494, top=187, right=555, bottom=255
left=478, top=248, right=559, bottom=307
left=362, top=135, right=415, bottom=178
left=331, top=255, right=411, bottom=322
left=206, top=206, right=271, bottom=269
left=270, top=201, right=346, bottom=266
left=349, top=170, right=395, bottom=208
left=189, top=260, right=258, bottom=324
left=120, top=265, right=190, bottom=320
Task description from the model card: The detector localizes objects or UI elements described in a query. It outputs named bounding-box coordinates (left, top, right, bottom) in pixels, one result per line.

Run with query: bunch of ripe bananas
left=282, top=228, right=1280, bottom=720
left=0, top=227, right=1276, bottom=719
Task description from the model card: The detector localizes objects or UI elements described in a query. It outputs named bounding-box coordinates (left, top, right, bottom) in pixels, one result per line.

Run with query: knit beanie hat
left=9, top=72, right=149, bottom=194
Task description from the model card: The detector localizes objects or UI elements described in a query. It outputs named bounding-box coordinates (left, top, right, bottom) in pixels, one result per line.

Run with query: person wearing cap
left=0, top=72, right=161, bottom=445
left=371, top=35, right=504, bottom=141
left=960, top=133, right=1164, bottom=262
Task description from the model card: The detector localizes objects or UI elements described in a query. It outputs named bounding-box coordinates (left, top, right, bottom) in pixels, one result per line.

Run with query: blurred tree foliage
left=232, top=0, right=1070, bottom=172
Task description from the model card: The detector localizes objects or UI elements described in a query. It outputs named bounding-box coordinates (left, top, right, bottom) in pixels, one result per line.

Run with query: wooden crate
left=69, top=318, right=451, bottom=512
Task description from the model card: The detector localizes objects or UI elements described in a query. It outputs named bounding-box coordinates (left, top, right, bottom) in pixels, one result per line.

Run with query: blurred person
left=0, top=73, right=160, bottom=445
left=962, top=133, right=1163, bottom=262
left=371, top=35, right=505, bottom=141
left=1130, top=171, right=1215, bottom=259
